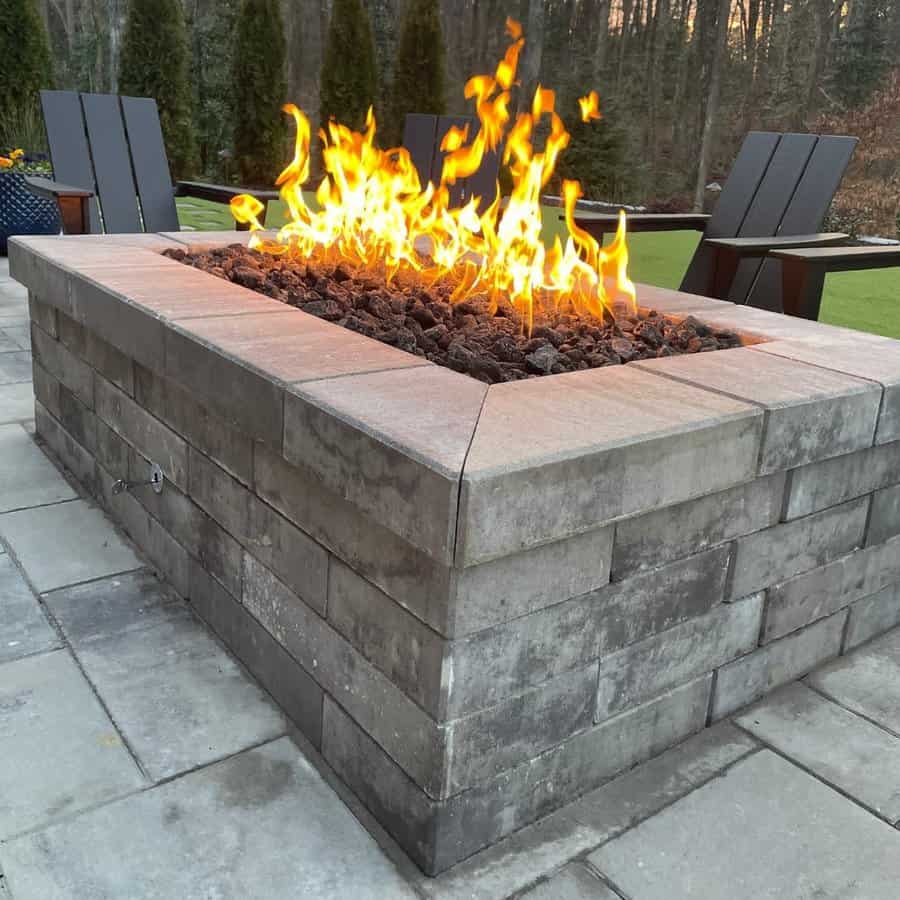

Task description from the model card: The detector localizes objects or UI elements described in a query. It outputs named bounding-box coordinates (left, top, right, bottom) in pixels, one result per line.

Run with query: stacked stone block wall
left=25, top=278, right=900, bottom=875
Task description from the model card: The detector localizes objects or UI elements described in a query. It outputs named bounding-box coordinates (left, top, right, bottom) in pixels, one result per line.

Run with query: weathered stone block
left=636, top=347, right=881, bottom=473
left=595, top=594, right=763, bottom=721
left=729, top=496, right=868, bottom=600
left=785, top=441, right=900, bottom=520
left=762, top=536, right=900, bottom=642
left=284, top=366, right=486, bottom=564
left=94, top=418, right=130, bottom=481
left=188, top=446, right=251, bottom=541
left=35, top=401, right=98, bottom=496
left=844, top=584, right=900, bottom=651
left=28, top=294, right=57, bottom=337
left=326, top=559, right=446, bottom=717
left=58, top=385, right=97, bottom=455
left=30, top=322, right=93, bottom=407
left=56, top=310, right=134, bottom=396
left=612, top=474, right=785, bottom=580
left=94, top=376, right=188, bottom=490
left=867, top=483, right=900, bottom=547
left=458, top=366, right=762, bottom=566
left=188, top=561, right=323, bottom=748
left=711, top=611, right=846, bottom=719
left=32, top=360, right=60, bottom=418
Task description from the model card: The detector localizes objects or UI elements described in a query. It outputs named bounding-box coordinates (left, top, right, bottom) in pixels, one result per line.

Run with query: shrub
left=119, top=0, right=196, bottom=179
left=319, top=0, right=378, bottom=133
left=231, top=0, right=288, bottom=187
left=0, top=0, right=52, bottom=148
left=385, top=0, right=446, bottom=147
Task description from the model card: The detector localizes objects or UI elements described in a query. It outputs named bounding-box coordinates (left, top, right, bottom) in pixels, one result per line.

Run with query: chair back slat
left=402, top=114, right=439, bottom=191
left=40, top=90, right=102, bottom=233
left=121, top=96, right=179, bottom=233
left=725, top=133, right=818, bottom=302
left=747, top=134, right=858, bottom=311
left=464, top=142, right=502, bottom=212
left=80, top=93, right=143, bottom=233
left=680, top=131, right=780, bottom=294
left=432, top=115, right=475, bottom=207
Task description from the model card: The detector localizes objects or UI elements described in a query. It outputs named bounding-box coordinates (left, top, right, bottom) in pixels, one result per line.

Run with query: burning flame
left=231, top=17, right=636, bottom=332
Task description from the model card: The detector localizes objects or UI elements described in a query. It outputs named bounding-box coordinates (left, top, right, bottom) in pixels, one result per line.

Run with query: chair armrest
left=770, top=245, right=900, bottom=266
left=175, top=181, right=280, bottom=203
left=569, top=212, right=711, bottom=235
left=25, top=176, right=94, bottom=201
left=704, top=233, right=848, bottom=256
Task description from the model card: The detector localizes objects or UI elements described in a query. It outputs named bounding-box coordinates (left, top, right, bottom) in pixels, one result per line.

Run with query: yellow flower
left=9, top=149, right=24, bottom=160
left=0, top=157, right=13, bottom=169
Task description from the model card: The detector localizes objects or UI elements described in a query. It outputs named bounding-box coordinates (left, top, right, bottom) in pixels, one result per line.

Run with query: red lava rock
left=163, top=245, right=743, bottom=384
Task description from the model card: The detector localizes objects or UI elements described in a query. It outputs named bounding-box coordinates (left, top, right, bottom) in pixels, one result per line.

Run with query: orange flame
left=231, top=18, right=636, bottom=331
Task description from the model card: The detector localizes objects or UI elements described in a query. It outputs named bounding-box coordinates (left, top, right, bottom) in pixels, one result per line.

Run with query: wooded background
left=30, top=0, right=900, bottom=233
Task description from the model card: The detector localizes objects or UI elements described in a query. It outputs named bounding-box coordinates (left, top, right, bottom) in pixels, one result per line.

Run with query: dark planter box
left=0, top=171, right=60, bottom=255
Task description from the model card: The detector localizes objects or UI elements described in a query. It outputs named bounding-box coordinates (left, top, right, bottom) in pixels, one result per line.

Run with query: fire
left=231, top=17, right=636, bottom=332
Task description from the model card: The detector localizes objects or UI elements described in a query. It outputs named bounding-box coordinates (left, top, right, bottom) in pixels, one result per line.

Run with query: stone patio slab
left=808, top=628, right=900, bottom=736
left=0, top=332, right=22, bottom=353
left=0, top=382, right=35, bottom=423
left=68, top=599, right=286, bottom=781
left=2, top=325, right=30, bottom=350
left=457, top=365, right=763, bottom=565
left=589, top=749, right=900, bottom=899
left=635, top=346, right=881, bottom=472
left=0, top=736, right=415, bottom=900
left=0, top=424, right=76, bottom=511
left=520, top=863, right=621, bottom=899
left=0, top=553, right=60, bottom=663
left=0, top=352, right=30, bottom=385
left=0, top=650, right=145, bottom=840
left=0, top=499, right=142, bottom=592
left=736, top=682, right=900, bottom=821
left=43, top=569, right=180, bottom=645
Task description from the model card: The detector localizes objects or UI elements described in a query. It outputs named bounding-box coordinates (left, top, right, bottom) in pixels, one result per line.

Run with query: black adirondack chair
left=402, top=113, right=502, bottom=209
left=26, top=91, right=277, bottom=236
left=573, top=131, right=859, bottom=316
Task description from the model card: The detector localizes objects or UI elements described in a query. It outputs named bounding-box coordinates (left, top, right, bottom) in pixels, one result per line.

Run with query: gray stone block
left=326, top=558, right=446, bottom=716
left=189, top=562, right=323, bottom=747
left=636, top=347, right=881, bottom=473
left=30, top=322, right=93, bottom=407
left=56, top=311, right=134, bottom=396
left=596, top=593, right=763, bottom=721
left=711, top=610, right=846, bottom=719
left=763, top=536, right=900, bottom=642
left=735, top=682, right=900, bottom=822
left=868, top=483, right=900, bottom=547
left=95, top=375, right=188, bottom=490
left=94, top=417, right=130, bottom=480
left=729, top=496, right=868, bottom=600
left=188, top=445, right=250, bottom=539
left=612, top=474, right=785, bottom=580
left=323, top=675, right=711, bottom=874
left=284, top=367, right=486, bottom=564
left=165, top=322, right=285, bottom=447
left=445, top=546, right=730, bottom=719
left=58, top=384, right=97, bottom=454
left=254, top=442, right=455, bottom=635
left=32, top=360, right=60, bottom=417
left=9, top=245, right=74, bottom=315
left=844, top=583, right=900, bottom=650
left=785, top=440, right=900, bottom=520
left=34, top=402, right=98, bottom=497
left=457, top=366, right=763, bottom=566
left=590, top=749, right=900, bottom=900
left=27, top=293, right=57, bottom=337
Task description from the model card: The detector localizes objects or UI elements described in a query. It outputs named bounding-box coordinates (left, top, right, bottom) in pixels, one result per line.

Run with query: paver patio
left=1, top=255, right=899, bottom=898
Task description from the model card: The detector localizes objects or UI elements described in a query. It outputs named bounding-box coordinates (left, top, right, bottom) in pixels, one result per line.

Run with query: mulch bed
left=164, top=244, right=742, bottom=384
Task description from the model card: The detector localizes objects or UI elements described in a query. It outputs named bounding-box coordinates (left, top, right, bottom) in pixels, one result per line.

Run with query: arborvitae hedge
left=118, top=0, right=196, bottom=179
left=231, top=0, right=288, bottom=187
left=319, top=0, right=378, bottom=134
left=386, top=0, right=446, bottom=147
left=0, top=0, right=52, bottom=147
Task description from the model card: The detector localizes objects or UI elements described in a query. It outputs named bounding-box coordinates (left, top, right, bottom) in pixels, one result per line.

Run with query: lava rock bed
left=164, top=244, right=743, bottom=384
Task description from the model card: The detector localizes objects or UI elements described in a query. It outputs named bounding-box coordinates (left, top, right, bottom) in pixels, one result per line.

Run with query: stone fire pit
left=11, top=231, right=900, bottom=875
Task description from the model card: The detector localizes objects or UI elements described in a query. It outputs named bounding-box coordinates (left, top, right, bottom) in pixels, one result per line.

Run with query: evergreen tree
left=118, top=0, right=196, bottom=178
left=832, top=0, right=891, bottom=108
left=385, top=0, right=446, bottom=147
left=0, top=0, right=52, bottom=148
left=232, top=0, right=288, bottom=187
left=319, top=0, right=378, bottom=133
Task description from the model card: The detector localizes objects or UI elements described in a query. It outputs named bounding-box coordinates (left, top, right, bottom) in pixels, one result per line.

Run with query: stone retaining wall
left=12, top=233, right=900, bottom=875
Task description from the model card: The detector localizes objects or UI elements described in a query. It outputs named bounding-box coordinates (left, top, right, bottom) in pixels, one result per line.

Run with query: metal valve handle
left=112, top=462, right=164, bottom=496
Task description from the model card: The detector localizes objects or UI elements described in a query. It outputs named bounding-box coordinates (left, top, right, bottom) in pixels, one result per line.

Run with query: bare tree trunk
left=592, top=0, right=612, bottom=84
left=518, top=0, right=545, bottom=110
left=693, top=0, right=731, bottom=210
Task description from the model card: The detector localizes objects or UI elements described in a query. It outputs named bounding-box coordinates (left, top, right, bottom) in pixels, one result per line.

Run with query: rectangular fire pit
left=12, top=232, right=900, bottom=874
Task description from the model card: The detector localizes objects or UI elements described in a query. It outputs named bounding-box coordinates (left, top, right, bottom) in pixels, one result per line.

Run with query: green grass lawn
left=177, top=196, right=900, bottom=339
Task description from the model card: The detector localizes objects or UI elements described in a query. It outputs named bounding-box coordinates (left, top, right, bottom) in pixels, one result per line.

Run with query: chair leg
left=57, top=196, right=90, bottom=235
left=708, top=246, right=742, bottom=300
left=781, top=259, right=826, bottom=320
